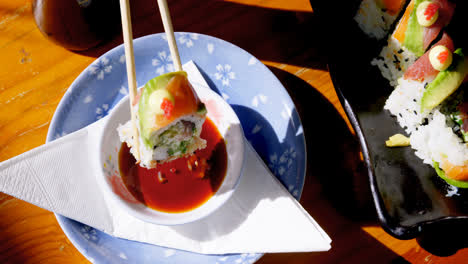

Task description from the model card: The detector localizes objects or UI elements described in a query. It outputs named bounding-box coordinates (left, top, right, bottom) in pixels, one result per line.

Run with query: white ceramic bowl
left=96, top=86, right=245, bottom=225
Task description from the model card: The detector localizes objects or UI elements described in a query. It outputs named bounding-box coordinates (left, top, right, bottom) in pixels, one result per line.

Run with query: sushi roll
left=384, top=32, right=454, bottom=133
left=118, top=71, right=207, bottom=168
left=354, top=0, right=407, bottom=40
left=372, top=0, right=455, bottom=86
left=385, top=42, right=468, bottom=186
left=411, top=47, right=468, bottom=185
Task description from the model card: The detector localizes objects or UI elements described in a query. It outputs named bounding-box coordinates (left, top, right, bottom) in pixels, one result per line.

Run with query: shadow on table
left=416, top=221, right=468, bottom=257
left=73, top=0, right=328, bottom=74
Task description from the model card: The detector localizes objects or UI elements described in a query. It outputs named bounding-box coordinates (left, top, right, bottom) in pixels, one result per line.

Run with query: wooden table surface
left=0, top=0, right=467, bottom=263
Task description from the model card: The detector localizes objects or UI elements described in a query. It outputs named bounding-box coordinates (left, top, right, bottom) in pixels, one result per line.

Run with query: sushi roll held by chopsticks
left=118, top=71, right=207, bottom=168
left=117, top=0, right=207, bottom=169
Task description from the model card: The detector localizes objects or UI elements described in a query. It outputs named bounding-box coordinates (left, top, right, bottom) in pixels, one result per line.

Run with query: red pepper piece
left=437, top=49, right=449, bottom=64
left=160, top=98, right=174, bottom=118
left=424, top=2, right=439, bottom=21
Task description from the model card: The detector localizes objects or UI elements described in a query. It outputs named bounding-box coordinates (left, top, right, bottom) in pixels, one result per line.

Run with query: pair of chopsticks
left=119, top=0, right=182, bottom=161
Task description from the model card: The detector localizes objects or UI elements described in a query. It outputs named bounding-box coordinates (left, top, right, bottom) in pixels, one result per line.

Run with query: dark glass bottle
left=32, top=0, right=121, bottom=51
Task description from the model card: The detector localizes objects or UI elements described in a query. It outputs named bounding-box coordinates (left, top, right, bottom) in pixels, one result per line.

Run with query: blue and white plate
left=46, top=33, right=306, bottom=264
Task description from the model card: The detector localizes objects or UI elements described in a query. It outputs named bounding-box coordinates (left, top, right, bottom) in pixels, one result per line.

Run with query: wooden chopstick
left=119, top=0, right=141, bottom=162
left=157, top=0, right=183, bottom=71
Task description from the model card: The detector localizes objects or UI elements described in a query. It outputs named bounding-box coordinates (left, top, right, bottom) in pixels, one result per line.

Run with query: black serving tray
left=311, top=0, right=468, bottom=247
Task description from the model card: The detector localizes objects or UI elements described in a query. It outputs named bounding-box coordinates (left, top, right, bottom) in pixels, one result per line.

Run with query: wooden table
left=0, top=0, right=467, bottom=263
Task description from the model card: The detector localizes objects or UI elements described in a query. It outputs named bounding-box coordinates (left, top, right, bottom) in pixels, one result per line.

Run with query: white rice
left=354, top=0, right=402, bottom=40
left=410, top=110, right=468, bottom=167
left=384, top=78, right=431, bottom=134
left=371, top=36, right=417, bottom=87
left=385, top=78, right=468, bottom=171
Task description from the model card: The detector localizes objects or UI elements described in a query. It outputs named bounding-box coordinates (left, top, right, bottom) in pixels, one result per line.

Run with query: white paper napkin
left=0, top=61, right=331, bottom=254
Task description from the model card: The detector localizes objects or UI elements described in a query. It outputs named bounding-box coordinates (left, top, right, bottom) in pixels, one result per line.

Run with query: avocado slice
left=421, top=49, right=468, bottom=112
left=138, top=71, right=187, bottom=148
left=403, top=0, right=424, bottom=56
left=434, top=161, right=468, bottom=188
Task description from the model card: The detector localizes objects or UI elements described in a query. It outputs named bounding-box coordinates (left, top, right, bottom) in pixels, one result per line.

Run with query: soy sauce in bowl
left=118, top=118, right=227, bottom=213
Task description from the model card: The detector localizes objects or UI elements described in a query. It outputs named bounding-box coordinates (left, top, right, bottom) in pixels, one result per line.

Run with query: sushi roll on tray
left=372, top=0, right=455, bottom=86
left=385, top=36, right=468, bottom=187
